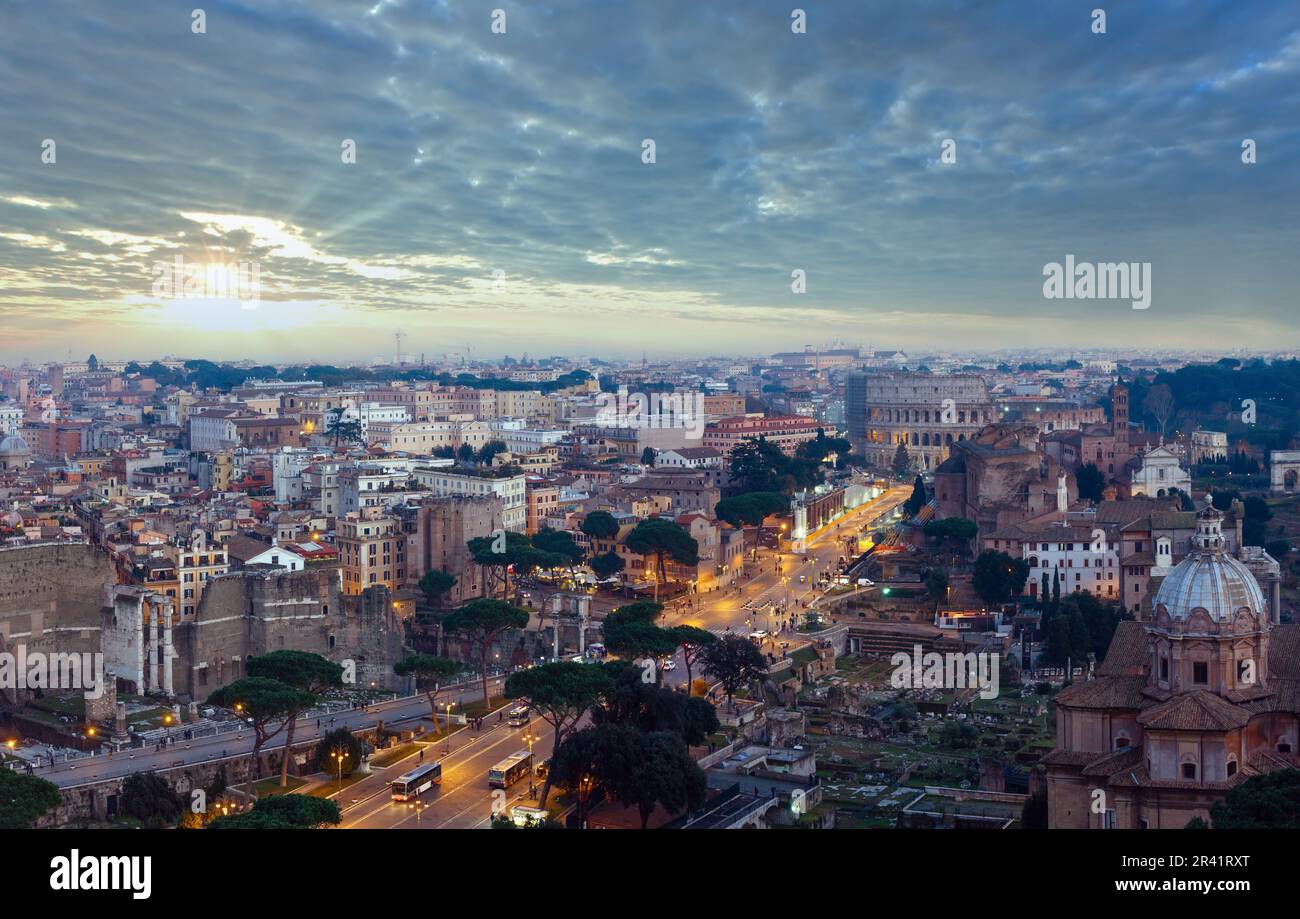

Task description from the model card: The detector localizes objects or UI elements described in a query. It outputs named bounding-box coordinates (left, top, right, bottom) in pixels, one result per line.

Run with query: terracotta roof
left=1054, top=675, right=1146, bottom=709
left=1137, top=690, right=1249, bottom=731
left=1095, top=498, right=1177, bottom=527
left=1096, top=620, right=1148, bottom=677
left=1239, top=678, right=1300, bottom=715
left=1105, top=763, right=1254, bottom=791
left=1267, top=624, right=1300, bottom=680
left=1081, top=745, right=1144, bottom=776
left=1150, top=511, right=1195, bottom=530
left=225, top=533, right=274, bottom=563
left=1040, top=749, right=1099, bottom=767
left=1246, top=749, right=1300, bottom=773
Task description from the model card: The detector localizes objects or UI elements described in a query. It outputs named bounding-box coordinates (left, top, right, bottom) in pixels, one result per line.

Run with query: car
left=660, top=658, right=677, bottom=671
left=750, top=630, right=769, bottom=639
left=798, top=574, right=807, bottom=583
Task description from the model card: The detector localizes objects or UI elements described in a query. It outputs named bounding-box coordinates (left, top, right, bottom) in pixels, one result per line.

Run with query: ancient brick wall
left=0, top=542, right=114, bottom=657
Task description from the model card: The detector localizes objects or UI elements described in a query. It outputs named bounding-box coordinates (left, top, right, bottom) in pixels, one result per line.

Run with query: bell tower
left=1109, top=383, right=1128, bottom=443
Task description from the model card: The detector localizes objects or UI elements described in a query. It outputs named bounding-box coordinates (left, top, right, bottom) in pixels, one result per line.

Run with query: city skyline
left=3, top=0, right=1299, bottom=363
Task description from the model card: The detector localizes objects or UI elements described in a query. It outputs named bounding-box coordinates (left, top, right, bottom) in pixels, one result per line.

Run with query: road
left=340, top=714, right=556, bottom=829
left=654, top=484, right=911, bottom=685
left=666, top=484, right=910, bottom=633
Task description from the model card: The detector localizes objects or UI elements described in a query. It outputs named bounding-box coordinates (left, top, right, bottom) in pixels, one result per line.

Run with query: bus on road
left=506, top=706, right=531, bottom=727
left=390, top=761, right=442, bottom=801
left=488, top=750, right=533, bottom=789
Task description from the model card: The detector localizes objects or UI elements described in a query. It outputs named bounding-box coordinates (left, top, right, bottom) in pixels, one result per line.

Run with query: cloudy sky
left=0, top=0, right=1297, bottom=364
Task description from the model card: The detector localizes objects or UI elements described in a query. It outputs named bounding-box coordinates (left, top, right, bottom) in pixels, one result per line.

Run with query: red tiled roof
left=1137, top=690, right=1249, bottom=731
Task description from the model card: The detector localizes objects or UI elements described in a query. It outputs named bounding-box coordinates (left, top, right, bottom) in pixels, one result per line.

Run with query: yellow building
left=174, top=530, right=230, bottom=618
left=338, top=507, right=404, bottom=595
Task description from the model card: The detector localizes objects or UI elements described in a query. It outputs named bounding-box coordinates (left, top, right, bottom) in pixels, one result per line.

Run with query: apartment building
left=411, top=466, right=528, bottom=531
left=338, top=507, right=404, bottom=596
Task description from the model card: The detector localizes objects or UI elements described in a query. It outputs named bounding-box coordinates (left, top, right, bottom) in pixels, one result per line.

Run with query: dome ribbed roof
left=0, top=433, right=30, bottom=455
left=1153, top=551, right=1266, bottom=622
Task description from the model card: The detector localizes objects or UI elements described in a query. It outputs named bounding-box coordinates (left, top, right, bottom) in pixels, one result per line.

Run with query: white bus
left=488, top=750, right=533, bottom=789
left=390, top=761, right=442, bottom=801
left=506, top=706, right=531, bottom=727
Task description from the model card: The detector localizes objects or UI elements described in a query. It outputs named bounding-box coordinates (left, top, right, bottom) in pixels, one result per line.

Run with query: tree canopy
left=208, top=794, right=341, bottom=829
left=1203, top=769, right=1300, bottom=828
left=971, top=550, right=1030, bottom=606
left=580, top=510, right=621, bottom=541
left=0, top=769, right=62, bottom=829
left=443, top=598, right=530, bottom=710
left=699, top=635, right=768, bottom=705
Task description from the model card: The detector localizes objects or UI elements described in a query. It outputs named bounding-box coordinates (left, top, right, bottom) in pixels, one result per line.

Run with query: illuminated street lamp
left=331, top=750, right=346, bottom=789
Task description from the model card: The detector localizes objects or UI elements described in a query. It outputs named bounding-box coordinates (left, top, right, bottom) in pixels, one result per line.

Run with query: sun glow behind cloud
left=0, top=0, right=1297, bottom=361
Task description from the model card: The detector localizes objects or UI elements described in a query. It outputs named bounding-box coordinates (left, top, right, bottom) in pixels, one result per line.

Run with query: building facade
left=845, top=372, right=995, bottom=471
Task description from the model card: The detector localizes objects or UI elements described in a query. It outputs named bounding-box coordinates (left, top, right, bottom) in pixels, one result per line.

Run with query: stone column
left=113, top=701, right=129, bottom=743
left=147, top=609, right=160, bottom=694
left=161, top=607, right=175, bottom=697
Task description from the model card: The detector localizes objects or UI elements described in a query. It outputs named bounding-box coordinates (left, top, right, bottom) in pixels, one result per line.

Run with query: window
left=1160, top=657, right=1169, bottom=681
left=1193, top=662, right=1209, bottom=685
left=1227, top=758, right=1238, bottom=777
left=1182, top=763, right=1197, bottom=780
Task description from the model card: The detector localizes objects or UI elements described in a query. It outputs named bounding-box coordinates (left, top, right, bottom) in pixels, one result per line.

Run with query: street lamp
left=407, top=799, right=427, bottom=824
left=523, top=730, right=539, bottom=797
left=444, top=702, right=454, bottom=754
left=331, top=750, right=346, bottom=789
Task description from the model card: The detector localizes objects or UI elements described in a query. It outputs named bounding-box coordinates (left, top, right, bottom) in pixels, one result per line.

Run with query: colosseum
left=845, top=371, right=997, bottom=472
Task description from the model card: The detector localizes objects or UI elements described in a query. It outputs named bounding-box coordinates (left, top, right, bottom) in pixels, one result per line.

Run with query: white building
left=656, top=446, right=723, bottom=470
left=999, top=521, right=1121, bottom=603
left=503, top=427, right=567, bottom=454
left=0, top=404, right=24, bottom=435
left=189, top=409, right=242, bottom=452
left=412, top=467, right=527, bottom=531
left=1130, top=445, right=1191, bottom=498
left=357, top=402, right=411, bottom=442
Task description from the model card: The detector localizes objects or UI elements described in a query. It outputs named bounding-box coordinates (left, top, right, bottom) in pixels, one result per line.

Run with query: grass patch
left=236, top=776, right=307, bottom=797
left=459, top=695, right=507, bottom=720
left=369, top=742, right=418, bottom=769
left=306, top=773, right=367, bottom=798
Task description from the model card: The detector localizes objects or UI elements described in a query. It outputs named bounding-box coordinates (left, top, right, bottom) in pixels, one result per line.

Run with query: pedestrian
left=316, top=719, right=320, bottom=729
left=419, top=750, right=424, bottom=762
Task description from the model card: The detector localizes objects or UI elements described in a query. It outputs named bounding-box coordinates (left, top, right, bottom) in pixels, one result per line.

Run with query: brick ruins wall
left=175, top=568, right=405, bottom=702
left=0, top=543, right=114, bottom=658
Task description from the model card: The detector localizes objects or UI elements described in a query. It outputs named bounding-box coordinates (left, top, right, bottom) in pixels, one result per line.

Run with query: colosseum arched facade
left=846, top=372, right=996, bottom=472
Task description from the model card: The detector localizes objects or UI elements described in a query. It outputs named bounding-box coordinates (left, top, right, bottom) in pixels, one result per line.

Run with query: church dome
left=1153, top=496, right=1265, bottom=622
left=0, top=432, right=29, bottom=454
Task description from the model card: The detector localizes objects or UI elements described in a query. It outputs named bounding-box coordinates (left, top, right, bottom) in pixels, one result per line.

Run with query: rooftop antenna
left=395, top=329, right=404, bottom=367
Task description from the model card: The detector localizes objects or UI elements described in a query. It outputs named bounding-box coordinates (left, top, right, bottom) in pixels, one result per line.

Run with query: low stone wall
left=41, top=725, right=386, bottom=827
